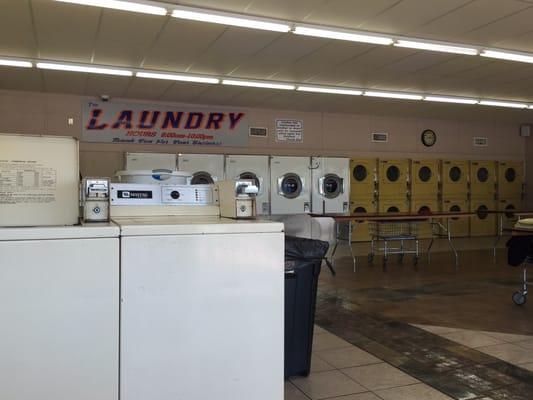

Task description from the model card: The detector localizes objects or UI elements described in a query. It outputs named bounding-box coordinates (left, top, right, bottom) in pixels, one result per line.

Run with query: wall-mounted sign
left=276, top=119, right=303, bottom=143
left=473, top=137, right=488, bottom=147
left=81, top=101, right=249, bottom=147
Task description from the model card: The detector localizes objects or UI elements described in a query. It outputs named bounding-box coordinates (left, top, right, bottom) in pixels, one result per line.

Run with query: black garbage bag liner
left=506, top=236, right=533, bottom=266
left=285, top=235, right=329, bottom=261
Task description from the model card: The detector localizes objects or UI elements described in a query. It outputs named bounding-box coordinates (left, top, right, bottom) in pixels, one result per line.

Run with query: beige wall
left=0, top=89, right=526, bottom=181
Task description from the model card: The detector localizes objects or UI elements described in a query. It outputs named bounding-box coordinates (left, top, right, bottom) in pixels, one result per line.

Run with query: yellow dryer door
left=498, top=161, right=524, bottom=198
left=378, top=197, right=409, bottom=213
left=470, top=198, right=496, bottom=236
left=441, top=198, right=470, bottom=237
left=378, top=159, right=409, bottom=199
left=350, top=159, right=376, bottom=199
left=411, top=198, right=439, bottom=239
left=411, top=159, right=439, bottom=199
left=350, top=199, right=377, bottom=242
left=470, top=161, right=496, bottom=198
left=441, top=160, right=469, bottom=198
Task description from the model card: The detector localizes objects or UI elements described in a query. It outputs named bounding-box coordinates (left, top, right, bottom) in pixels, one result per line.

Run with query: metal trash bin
left=284, top=236, right=329, bottom=378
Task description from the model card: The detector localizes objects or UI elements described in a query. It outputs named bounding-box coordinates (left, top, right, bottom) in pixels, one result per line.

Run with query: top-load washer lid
left=115, top=170, right=191, bottom=185
left=239, top=172, right=262, bottom=193
left=278, top=173, right=303, bottom=199
left=449, top=166, right=462, bottom=182
left=319, top=173, right=343, bottom=199
left=190, top=171, right=214, bottom=185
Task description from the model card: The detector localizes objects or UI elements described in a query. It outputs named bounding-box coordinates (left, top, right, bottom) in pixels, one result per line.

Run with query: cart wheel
left=368, top=254, right=374, bottom=264
left=512, top=291, right=527, bottom=306
left=413, top=256, right=419, bottom=266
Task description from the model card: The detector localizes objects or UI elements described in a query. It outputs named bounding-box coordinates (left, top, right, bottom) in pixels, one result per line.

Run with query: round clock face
left=421, top=129, right=437, bottom=147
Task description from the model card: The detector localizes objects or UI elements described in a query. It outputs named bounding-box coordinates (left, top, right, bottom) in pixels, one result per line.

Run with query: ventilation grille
left=372, top=132, right=388, bottom=143
left=473, top=137, right=488, bottom=147
left=249, top=127, right=267, bottom=137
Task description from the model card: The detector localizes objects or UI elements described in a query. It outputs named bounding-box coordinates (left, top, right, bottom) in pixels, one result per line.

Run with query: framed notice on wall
left=276, top=119, right=303, bottom=143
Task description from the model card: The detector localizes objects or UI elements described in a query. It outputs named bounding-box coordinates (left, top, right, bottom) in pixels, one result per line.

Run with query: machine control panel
left=82, top=177, right=110, bottom=222
left=111, top=183, right=215, bottom=206
left=161, top=185, right=214, bottom=205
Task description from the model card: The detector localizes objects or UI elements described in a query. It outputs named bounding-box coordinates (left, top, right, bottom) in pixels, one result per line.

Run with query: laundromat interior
left=3, top=1, right=533, bottom=400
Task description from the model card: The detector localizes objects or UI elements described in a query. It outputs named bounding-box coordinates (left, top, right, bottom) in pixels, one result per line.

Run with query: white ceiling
left=2, top=0, right=533, bottom=122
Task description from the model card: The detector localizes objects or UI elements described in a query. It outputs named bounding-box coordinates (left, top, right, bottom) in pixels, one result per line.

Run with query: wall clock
left=421, top=129, right=437, bottom=147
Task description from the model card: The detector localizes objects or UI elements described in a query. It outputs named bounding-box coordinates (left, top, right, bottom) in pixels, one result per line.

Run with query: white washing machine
left=0, top=223, right=119, bottom=400
left=178, top=153, right=225, bottom=184
left=225, top=155, right=270, bottom=215
left=113, top=215, right=284, bottom=400
left=270, top=156, right=311, bottom=215
left=310, top=157, right=350, bottom=214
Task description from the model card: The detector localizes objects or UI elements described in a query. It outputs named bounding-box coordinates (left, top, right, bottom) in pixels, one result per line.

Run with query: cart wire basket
left=368, top=220, right=421, bottom=266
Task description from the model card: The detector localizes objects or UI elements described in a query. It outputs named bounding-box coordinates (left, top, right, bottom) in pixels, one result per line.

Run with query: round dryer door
left=387, top=206, right=400, bottom=213
left=386, top=165, right=400, bottom=182
left=476, top=204, right=489, bottom=220
left=418, top=205, right=431, bottom=215
left=191, top=171, right=214, bottom=185
left=352, top=165, right=368, bottom=182
left=321, top=174, right=343, bottom=199
left=418, top=166, right=432, bottom=182
left=505, top=204, right=516, bottom=218
left=477, top=167, right=489, bottom=183
left=239, top=172, right=261, bottom=192
left=279, top=173, right=302, bottom=199
left=449, top=166, right=462, bottom=182
left=449, top=204, right=461, bottom=220
left=505, top=168, right=516, bottom=182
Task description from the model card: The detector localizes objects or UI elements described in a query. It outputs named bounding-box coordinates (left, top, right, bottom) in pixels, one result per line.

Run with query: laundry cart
left=410, top=198, right=440, bottom=239
left=441, top=198, right=470, bottom=237
left=410, top=159, right=439, bottom=198
left=349, top=159, right=377, bottom=199
left=498, top=161, right=524, bottom=199
left=368, top=219, right=421, bottom=266
left=470, top=198, right=497, bottom=236
left=350, top=198, right=377, bottom=242
left=470, top=161, right=496, bottom=198
left=441, top=160, right=469, bottom=198
left=378, top=159, right=409, bottom=199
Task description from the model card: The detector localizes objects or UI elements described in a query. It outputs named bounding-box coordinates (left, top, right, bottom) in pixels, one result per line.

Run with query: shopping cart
left=368, top=220, right=421, bottom=266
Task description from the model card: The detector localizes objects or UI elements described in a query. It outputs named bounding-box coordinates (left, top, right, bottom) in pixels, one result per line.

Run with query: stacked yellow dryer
left=440, top=160, right=470, bottom=237
left=349, top=159, right=377, bottom=241
left=497, top=161, right=525, bottom=230
left=470, top=161, right=497, bottom=236
left=378, top=159, right=410, bottom=213
left=410, top=160, right=440, bottom=238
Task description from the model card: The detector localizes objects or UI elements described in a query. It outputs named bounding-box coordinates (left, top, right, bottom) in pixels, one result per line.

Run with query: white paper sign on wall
left=276, top=119, right=303, bottom=143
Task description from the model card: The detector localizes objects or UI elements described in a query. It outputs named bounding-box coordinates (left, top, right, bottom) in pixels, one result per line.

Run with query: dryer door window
left=477, top=167, right=489, bottom=183
left=418, top=205, right=431, bottom=215
left=449, top=166, right=462, bottom=182
left=239, top=172, right=261, bottom=192
left=418, top=166, right=432, bottom=182
left=387, top=206, right=400, bottom=213
left=450, top=204, right=461, bottom=220
left=386, top=165, right=400, bottom=182
left=279, top=173, right=302, bottom=199
left=191, top=171, right=214, bottom=185
left=505, top=204, right=516, bottom=218
left=321, top=174, right=343, bottom=199
left=476, top=205, right=489, bottom=220
left=353, top=165, right=368, bottom=182
left=505, top=168, right=516, bottom=182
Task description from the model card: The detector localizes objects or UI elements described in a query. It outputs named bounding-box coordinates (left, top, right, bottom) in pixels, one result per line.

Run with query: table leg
left=348, top=221, right=356, bottom=273
left=427, top=221, right=435, bottom=264
left=331, top=219, right=339, bottom=266
left=493, top=214, right=503, bottom=263
left=446, top=218, right=459, bottom=267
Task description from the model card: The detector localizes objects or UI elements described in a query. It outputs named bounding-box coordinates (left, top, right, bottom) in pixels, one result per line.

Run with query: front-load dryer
left=270, top=156, right=311, bottom=215
left=310, top=157, right=350, bottom=214
left=178, top=154, right=225, bottom=184
left=225, top=155, right=270, bottom=215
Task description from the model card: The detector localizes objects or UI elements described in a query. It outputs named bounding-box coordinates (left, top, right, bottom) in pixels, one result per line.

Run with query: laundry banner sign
left=81, top=101, right=249, bottom=147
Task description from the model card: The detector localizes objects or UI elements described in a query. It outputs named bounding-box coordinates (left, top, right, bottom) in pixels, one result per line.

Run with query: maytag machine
left=217, top=179, right=258, bottom=219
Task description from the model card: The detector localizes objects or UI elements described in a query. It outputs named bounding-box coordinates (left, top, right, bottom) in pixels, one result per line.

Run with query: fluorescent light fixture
left=479, top=100, right=528, bottom=109
left=297, top=86, right=363, bottom=96
left=222, top=79, right=295, bottom=90
left=36, top=62, right=133, bottom=76
left=55, top=0, right=167, bottom=15
left=424, top=96, right=478, bottom=105
left=171, top=6, right=290, bottom=32
left=481, top=49, right=533, bottom=64
left=395, top=40, right=478, bottom=56
left=136, top=71, right=219, bottom=84
left=293, top=25, right=393, bottom=45
left=0, top=59, right=32, bottom=68
left=364, top=91, right=423, bottom=100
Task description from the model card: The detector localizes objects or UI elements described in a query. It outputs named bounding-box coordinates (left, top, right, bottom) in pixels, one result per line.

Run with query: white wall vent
left=371, top=132, right=388, bottom=143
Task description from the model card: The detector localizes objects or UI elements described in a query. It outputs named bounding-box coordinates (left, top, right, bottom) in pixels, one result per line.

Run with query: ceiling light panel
left=481, top=49, right=533, bottom=64
left=0, top=59, right=32, bottom=68
left=136, top=71, right=219, bottom=84
left=424, top=96, right=478, bottom=105
left=55, top=0, right=167, bottom=15
left=364, top=91, right=423, bottom=100
left=297, top=86, right=363, bottom=96
left=222, top=79, right=295, bottom=90
left=171, top=6, right=290, bottom=32
left=394, top=40, right=478, bottom=56
left=293, top=25, right=393, bottom=45
left=479, top=100, right=528, bottom=109
left=36, top=62, right=133, bottom=76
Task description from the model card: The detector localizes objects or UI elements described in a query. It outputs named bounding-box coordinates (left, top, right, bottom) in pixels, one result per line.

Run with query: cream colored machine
left=217, top=180, right=258, bottom=219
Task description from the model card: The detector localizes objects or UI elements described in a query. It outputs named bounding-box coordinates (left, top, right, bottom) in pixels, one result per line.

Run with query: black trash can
left=284, top=236, right=329, bottom=378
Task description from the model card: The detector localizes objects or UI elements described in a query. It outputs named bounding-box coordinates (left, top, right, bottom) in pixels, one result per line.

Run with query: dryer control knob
left=170, top=190, right=180, bottom=200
